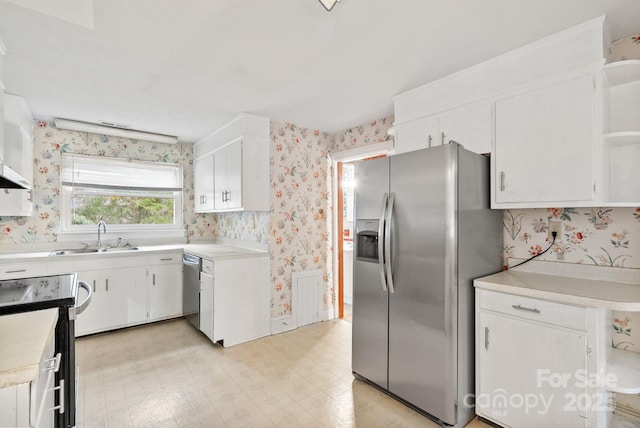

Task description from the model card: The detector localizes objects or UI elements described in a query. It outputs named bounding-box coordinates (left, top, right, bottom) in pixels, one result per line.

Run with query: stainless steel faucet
left=97, top=221, right=107, bottom=249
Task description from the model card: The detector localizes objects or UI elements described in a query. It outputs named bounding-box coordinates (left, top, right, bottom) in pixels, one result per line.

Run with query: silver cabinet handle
left=106, top=278, right=109, bottom=291
left=50, top=379, right=65, bottom=414
left=152, top=274, right=156, bottom=285
left=160, top=258, right=173, bottom=261
left=5, top=269, right=26, bottom=273
left=500, top=171, right=506, bottom=191
left=428, top=135, right=432, bottom=148
left=378, top=193, right=388, bottom=292
left=441, top=132, right=445, bottom=145
left=385, top=192, right=396, bottom=294
left=512, top=304, right=540, bottom=314
left=92, top=280, right=96, bottom=292
left=45, top=353, right=62, bottom=372
left=485, top=327, right=489, bottom=350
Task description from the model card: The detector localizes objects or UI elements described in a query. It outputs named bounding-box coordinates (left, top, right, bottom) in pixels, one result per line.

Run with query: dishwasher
left=182, top=253, right=201, bottom=329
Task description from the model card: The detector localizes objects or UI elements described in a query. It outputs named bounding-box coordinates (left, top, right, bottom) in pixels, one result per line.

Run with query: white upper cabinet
left=0, top=94, right=34, bottom=216
left=393, top=101, right=492, bottom=155
left=393, top=17, right=640, bottom=208
left=213, top=139, right=243, bottom=211
left=437, top=100, right=493, bottom=153
left=0, top=36, right=5, bottom=164
left=193, top=153, right=214, bottom=212
left=194, top=113, right=269, bottom=212
left=493, top=72, right=597, bottom=207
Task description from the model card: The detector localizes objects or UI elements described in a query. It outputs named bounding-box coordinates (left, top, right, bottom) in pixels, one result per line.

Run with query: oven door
left=58, top=280, right=91, bottom=428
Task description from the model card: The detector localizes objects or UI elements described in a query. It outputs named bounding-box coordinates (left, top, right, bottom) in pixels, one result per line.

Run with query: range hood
left=0, top=163, right=30, bottom=189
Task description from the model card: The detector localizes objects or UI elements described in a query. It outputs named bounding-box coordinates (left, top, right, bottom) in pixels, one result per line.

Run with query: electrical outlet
left=548, top=221, right=562, bottom=239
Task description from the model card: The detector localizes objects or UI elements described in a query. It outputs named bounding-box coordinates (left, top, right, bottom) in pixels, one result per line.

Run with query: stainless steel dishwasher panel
left=183, top=253, right=201, bottom=329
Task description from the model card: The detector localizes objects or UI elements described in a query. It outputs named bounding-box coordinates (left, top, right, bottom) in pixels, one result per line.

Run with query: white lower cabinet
left=148, top=253, right=183, bottom=321
left=199, top=270, right=215, bottom=342
left=47, top=252, right=182, bottom=337
left=476, top=289, right=590, bottom=428
left=196, top=256, right=270, bottom=347
left=71, top=266, right=147, bottom=336
left=0, top=320, right=58, bottom=428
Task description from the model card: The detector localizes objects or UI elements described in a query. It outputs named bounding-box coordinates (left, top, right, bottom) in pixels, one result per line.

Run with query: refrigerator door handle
left=385, top=192, right=396, bottom=294
left=378, top=193, right=388, bottom=291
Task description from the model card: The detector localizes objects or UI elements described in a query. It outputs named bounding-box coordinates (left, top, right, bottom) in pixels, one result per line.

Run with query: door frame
left=329, top=141, right=394, bottom=319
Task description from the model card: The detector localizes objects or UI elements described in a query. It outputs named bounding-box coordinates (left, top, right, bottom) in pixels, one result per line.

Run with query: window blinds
left=61, top=154, right=183, bottom=192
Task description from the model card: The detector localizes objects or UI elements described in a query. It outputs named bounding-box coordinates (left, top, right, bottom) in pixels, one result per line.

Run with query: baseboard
left=271, top=315, right=297, bottom=335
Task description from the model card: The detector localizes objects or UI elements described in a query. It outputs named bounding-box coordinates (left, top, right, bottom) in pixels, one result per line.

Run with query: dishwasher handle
left=183, top=254, right=201, bottom=265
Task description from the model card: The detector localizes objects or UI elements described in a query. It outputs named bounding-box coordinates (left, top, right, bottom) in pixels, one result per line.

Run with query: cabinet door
left=438, top=101, right=492, bottom=154
left=75, top=270, right=106, bottom=336
left=199, top=271, right=215, bottom=342
left=477, top=311, right=587, bottom=428
left=149, top=263, right=183, bottom=321
left=214, top=257, right=270, bottom=347
left=213, top=149, right=227, bottom=210
left=102, top=267, right=147, bottom=329
left=224, top=140, right=243, bottom=210
left=393, top=116, right=439, bottom=155
left=214, top=140, right=243, bottom=211
left=494, top=74, right=595, bottom=206
left=194, top=154, right=214, bottom=212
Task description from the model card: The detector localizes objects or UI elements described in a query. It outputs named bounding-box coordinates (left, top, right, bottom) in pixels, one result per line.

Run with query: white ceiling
left=0, top=0, right=639, bottom=142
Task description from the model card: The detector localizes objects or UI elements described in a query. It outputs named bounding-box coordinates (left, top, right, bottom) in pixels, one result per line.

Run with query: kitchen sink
left=49, top=247, right=140, bottom=256
left=99, top=247, right=140, bottom=253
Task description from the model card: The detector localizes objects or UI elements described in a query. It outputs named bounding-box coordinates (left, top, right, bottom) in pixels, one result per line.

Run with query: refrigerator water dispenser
left=355, top=219, right=379, bottom=262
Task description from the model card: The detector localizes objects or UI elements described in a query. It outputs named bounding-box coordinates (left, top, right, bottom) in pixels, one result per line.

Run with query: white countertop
left=0, top=308, right=58, bottom=389
left=0, top=242, right=268, bottom=263
left=474, top=261, right=640, bottom=311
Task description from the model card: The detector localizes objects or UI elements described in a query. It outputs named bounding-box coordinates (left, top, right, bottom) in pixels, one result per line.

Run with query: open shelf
left=605, top=60, right=640, bottom=87
left=605, top=348, right=640, bottom=394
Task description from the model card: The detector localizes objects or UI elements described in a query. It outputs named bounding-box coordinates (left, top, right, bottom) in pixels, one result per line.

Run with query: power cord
left=508, top=231, right=558, bottom=270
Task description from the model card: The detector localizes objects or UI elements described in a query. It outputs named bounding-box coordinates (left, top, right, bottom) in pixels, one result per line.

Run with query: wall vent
left=292, top=269, right=323, bottom=328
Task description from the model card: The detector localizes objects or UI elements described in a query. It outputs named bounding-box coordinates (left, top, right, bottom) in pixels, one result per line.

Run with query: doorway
left=331, top=141, right=393, bottom=323
left=339, top=162, right=355, bottom=322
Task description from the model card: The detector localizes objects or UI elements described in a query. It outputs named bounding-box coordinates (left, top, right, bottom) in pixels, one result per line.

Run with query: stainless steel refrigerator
left=352, top=143, right=502, bottom=427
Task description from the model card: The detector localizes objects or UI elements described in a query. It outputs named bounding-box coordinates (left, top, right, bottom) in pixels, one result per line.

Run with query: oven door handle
left=75, top=281, right=93, bottom=315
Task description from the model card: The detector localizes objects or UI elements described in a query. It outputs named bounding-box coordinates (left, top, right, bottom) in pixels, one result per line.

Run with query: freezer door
left=352, top=156, right=389, bottom=389
left=387, top=144, right=458, bottom=424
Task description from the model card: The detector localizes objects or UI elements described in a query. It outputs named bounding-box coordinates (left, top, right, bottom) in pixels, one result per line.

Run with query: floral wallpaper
left=269, top=121, right=333, bottom=318
left=331, top=116, right=394, bottom=152
left=0, top=122, right=217, bottom=245
left=216, top=211, right=269, bottom=244
left=503, top=207, right=640, bottom=359
left=607, top=32, right=640, bottom=62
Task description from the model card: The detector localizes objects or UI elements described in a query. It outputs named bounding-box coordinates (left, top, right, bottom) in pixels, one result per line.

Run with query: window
left=60, top=154, right=183, bottom=233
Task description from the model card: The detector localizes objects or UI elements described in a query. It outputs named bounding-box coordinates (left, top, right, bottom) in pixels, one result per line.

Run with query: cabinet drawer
left=147, top=252, right=182, bottom=265
left=201, top=259, right=214, bottom=276
left=0, top=261, right=46, bottom=279
left=478, top=290, right=586, bottom=331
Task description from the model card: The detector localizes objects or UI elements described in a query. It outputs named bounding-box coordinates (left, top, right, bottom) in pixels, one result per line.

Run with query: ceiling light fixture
left=54, top=118, right=178, bottom=144
left=319, top=0, right=341, bottom=11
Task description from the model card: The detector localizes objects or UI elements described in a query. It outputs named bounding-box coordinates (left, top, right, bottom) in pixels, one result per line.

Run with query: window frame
left=59, top=154, right=184, bottom=237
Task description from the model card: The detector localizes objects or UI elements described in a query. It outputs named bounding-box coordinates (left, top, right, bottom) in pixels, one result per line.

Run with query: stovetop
left=0, top=273, right=78, bottom=315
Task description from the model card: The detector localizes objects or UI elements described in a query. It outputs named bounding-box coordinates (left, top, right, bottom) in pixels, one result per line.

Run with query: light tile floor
left=76, top=318, right=494, bottom=428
